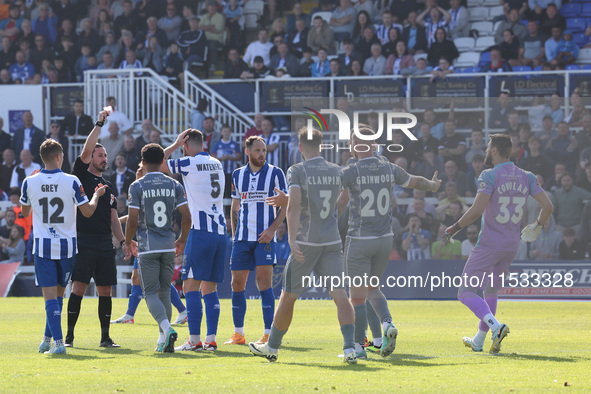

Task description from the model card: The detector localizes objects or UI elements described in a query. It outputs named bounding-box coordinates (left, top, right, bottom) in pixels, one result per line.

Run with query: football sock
left=185, top=291, right=202, bottom=342
left=260, top=288, right=275, bottom=331
left=126, top=285, right=143, bottom=317
left=158, top=331, right=165, bottom=344
left=459, top=291, right=491, bottom=320
left=66, top=293, right=83, bottom=336
left=204, top=292, right=220, bottom=337
left=340, top=323, right=355, bottom=351
left=365, top=300, right=382, bottom=340
left=483, top=313, right=500, bottom=332
left=473, top=329, right=487, bottom=347
left=160, top=319, right=172, bottom=334
left=98, top=296, right=112, bottom=341
left=45, top=296, right=63, bottom=340
left=231, top=290, right=247, bottom=331
left=367, top=289, right=392, bottom=331
left=353, top=304, right=367, bottom=345
left=268, top=324, right=286, bottom=351
left=205, top=334, right=216, bottom=343
left=480, top=293, right=498, bottom=332
left=45, top=299, right=62, bottom=341
left=54, top=339, right=63, bottom=347
left=170, top=284, right=186, bottom=313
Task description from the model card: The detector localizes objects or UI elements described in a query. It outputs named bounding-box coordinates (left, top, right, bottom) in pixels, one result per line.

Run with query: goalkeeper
left=444, top=134, right=553, bottom=354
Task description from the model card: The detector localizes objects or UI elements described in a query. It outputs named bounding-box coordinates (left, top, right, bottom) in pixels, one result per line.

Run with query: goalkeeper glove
left=521, top=221, right=543, bottom=242
left=445, top=222, right=462, bottom=240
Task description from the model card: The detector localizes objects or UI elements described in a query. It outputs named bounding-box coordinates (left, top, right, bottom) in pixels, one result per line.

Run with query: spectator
left=479, top=47, right=512, bottom=72
left=499, top=29, right=520, bottom=67
left=544, top=93, right=564, bottom=125
left=140, top=36, right=164, bottom=73
left=554, top=31, right=578, bottom=66
left=530, top=216, right=561, bottom=259
left=0, top=117, right=11, bottom=153
left=363, top=42, right=386, bottom=76
left=376, top=10, right=402, bottom=45
left=405, top=197, right=437, bottom=235
left=577, top=115, right=591, bottom=152
left=326, top=58, right=343, bottom=77
left=430, top=56, right=455, bottom=82
left=522, top=136, right=552, bottom=181
left=329, top=0, right=356, bottom=41
left=411, top=123, right=440, bottom=161
left=77, top=18, right=101, bottom=54
left=465, top=129, right=486, bottom=167
left=101, top=96, right=133, bottom=138
left=270, top=42, right=299, bottom=76
left=0, top=148, right=15, bottom=191
left=427, top=27, right=458, bottom=66
left=121, top=135, right=140, bottom=172
left=544, top=25, right=562, bottom=63
left=16, top=19, right=34, bottom=49
left=466, top=154, right=485, bottom=197
left=460, top=224, right=480, bottom=259
left=162, top=42, right=183, bottom=80
left=0, top=224, right=25, bottom=264
left=274, top=221, right=290, bottom=261
left=411, top=148, right=443, bottom=194
left=119, top=48, right=142, bottom=72
left=97, top=31, right=120, bottom=66
left=381, top=27, right=402, bottom=58
left=223, top=0, right=244, bottom=52
left=439, top=199, right=468, bottom=241
left=545, top=121, right=578, bottom=171
left=489, top=92, right=514, bottom=129
left=509, top=133, right=527, bottom=167
left=338, top=38, right=363, bottom=74
left=431, top=224, right=461, bottom=259
left=189, top=97, right=208, bottom=132
left=99, top=122, right=124, bottom=176
left=269, top=34, right=284, bottom=59
left=308, top=15, right=336, bottom=55
left=384, top=40, right=415, bottom=75
left=504, top=111, right=521, bottom=134
left=108, top=152, right=135, bottom=197
left=0, top=37, right=15, bottom=70
left=566, top=92, right=589, bottom=128
left=137, top=15, right=167, bottom=52
left=417, top=5, right=450, bottom=48
left=517, top=123, right=532, bottom=151
left=348, top=58, right=364, bottom=76
left=311, top=48, right=330, bottom=77
left=9, top=50, right=34, bottom=81
left=0, top=67, right=10, bottom=84
left=10, top=149, right=40, bottom=188
left=201, top=116, right=221, bottom=152
left=211, top=124, right=241, bottom=199
left=438, top=120, right=466, bottom=169
left=545, top=161, right=566, bottom=192
left=534, top=116, right=556, bottom=146
left=552, top=172, right=591, bottom=232
left=97, top=51, right=116, bottom=77
left=243, top=28, right=274, bottom=66
left=269, top=18, right=287, bottom=45
left=286, top=17, right=309, bottom=58
left=539, top=3, right=565, bottom=37
left=0, top=5, right=23, bottom=43
left=355, top=0, right=378, bottom=23
left=149, top=130, right=161, bottom=146
left=355, top=26, right=380, bottom=61
left=46, top=121, right=70, bottom=173
left=440, top=160, right=467, bottom=195
left=559, top=227, right=585, bottom=260
left=401, top=214, right=432, bottom=260
left=113, top=0, right=138, bottom=36
left=135, top=118, right=154, bottom=152
left=261, top=118, right=280, bottom=167
left=401, top=57, right=432, bottom=76
left=224, top=47, right=251, bottom=82
left=402, top=11, right=427, bottom=54
left=352, top=10, right=372, bottom=43
left=495, top=8, right=527, bottom=45
left=32, top=3, right=56, bottom=45
left=0, top=209, right=16, bottom=238
left=62, top=99, right=93, bottom=136
left=55, top=36, right=76, bottom=75
left=158, top=3, right=181, bottom=43
left=243, top=113, right=264, bottom=147
left=578, top=163, right=591, bottom=194
left=447, top=0, right=469, bottom=39
left=240, top=55, right=270, bottom=79
left=12, top=111, right=44, bottom=163
left=519, top=19, right=547, bottom=68
left=28, top=34, right=52, bottom=72
left=199, top=0, right=225, bottom=72
left=177, top=16, right=207, bottom=67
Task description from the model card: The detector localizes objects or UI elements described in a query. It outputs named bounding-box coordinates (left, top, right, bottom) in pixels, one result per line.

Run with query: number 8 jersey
left=168, top=152, right=226, bottom=235
left=476, top=161, right=543, bottom=252
left=20, top=169, right=89, bottom=259
left=342, top=156, right=410, bottom=239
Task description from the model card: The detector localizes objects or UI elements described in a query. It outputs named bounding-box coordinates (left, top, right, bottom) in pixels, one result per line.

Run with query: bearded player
left=445, top=134, right=553, bottom=354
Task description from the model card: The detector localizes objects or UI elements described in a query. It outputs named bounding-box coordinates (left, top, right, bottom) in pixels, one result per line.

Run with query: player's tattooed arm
left=407, top=171, right=442, bottom=193
left=258, top=206, right=286, bottom=243
left=231, top=198, right=240, bottom=240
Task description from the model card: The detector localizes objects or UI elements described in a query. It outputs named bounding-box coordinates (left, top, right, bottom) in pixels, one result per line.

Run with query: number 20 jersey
left=476, top=161, right=543, bottom=252
left=168, top=152, right=226, bottom=235
left=342, top=156, right=410, bottom=239
left=20, top=169, right=89, bottom=259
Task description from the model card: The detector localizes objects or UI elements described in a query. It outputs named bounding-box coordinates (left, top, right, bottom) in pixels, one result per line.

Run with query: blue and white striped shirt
left=263, top=132, right=281, bottom=168
left=20, top=169, right=88, bottom=260
left=231, top=162, right=287, bottom=242
left=168, top=152, right=226, bottom=235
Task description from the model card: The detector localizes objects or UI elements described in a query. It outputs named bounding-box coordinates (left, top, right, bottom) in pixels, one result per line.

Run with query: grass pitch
left=1, top=298, right=590, bottom=392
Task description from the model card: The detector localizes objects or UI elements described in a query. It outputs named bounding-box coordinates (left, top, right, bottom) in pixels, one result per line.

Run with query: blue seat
left=572, top=0, right=588, bottom=3
left=464, top=67, right=480, bottom=73
left=512, top=66, right=532, bottom=72
left=572, top=33, right=589, bottom=47
left=534, top=65, right=543, bottom=71
left=561, top=3, right=581, bottom=18
left=582, top=64, right=591, bottom=70
left=583, top=3, right=591, bottom=17
left=566, top=64, right=581, bottom=70
left=478, top=51, right=490, bottom=66
left=567, top=18, right=587, bottom=33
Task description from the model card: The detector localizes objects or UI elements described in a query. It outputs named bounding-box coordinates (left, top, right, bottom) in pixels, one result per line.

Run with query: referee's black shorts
left=72, top=234, right=117, bottom=286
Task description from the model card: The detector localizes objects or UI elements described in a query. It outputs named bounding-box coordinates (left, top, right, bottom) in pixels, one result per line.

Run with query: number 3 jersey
left=476, top=161, right=543, bottom=252
left=168, top=152, right=226, bottom=235
left=20, top=169, right=89, bottom=259
left=342, top=156, right=410, bottom=238
left=287, top=156, right=342, bottom=246
left=128, top=172, right=187, bottom=255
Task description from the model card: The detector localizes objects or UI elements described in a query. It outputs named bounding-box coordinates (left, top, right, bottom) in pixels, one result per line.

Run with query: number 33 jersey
left=476, top=161, right=543, bottom=252
left=128, top=173, right=187, bottom=255
left=342, top=156, right=410, bottom=239
left=168, top=152, right=226, bottom=235
left=20, top=169, right=89, bottom=259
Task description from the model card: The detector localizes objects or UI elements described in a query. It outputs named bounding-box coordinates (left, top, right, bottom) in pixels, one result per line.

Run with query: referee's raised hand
left=98, top=110, right=109, bottom=123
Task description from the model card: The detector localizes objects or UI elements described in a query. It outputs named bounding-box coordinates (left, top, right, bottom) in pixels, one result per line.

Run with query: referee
left=65, top=110, right=131, bottom=348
